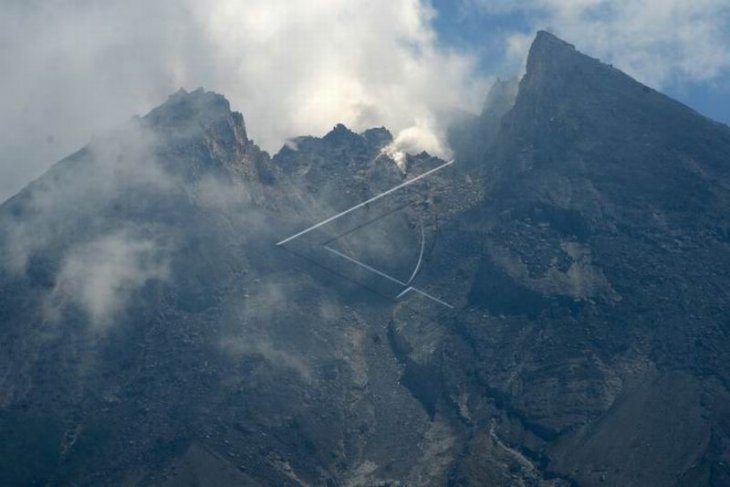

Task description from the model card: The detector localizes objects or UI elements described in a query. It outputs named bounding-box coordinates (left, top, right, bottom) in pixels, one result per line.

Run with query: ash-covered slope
left=1, top=31, right=730, bottom=487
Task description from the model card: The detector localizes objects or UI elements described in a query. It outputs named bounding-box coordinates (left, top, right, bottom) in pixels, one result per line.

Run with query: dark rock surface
left=408, top=31, right=730, bottom=486
left=1, top=31, right=729, bottom=486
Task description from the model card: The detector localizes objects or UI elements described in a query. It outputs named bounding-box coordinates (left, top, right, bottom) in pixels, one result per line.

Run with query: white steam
left=381, top=122, right=451, bottom=170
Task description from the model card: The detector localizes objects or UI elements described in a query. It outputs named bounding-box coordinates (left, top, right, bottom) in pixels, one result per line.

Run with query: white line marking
left=397, top=286, right=454, bottom=309
left=405, top=221, right=425, bottom=286
left=323, top=246, right=407, bottom=286
left=276, top=159, right=454, bottom=246
left=322, top=247, right=453, bottom=309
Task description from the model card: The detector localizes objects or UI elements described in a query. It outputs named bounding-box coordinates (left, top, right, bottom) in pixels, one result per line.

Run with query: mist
left=46, top=229, right=170, bottom=328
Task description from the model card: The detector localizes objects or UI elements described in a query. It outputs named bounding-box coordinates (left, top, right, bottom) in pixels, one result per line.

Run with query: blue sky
left=430, top=0, right=730, bottom=125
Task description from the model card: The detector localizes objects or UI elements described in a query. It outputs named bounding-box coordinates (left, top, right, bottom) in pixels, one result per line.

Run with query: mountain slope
left=0, top=89, right=451, bottom=486
left=412, top=31, right=730, bottom=486
left=1, top=32, right=730, bottom=487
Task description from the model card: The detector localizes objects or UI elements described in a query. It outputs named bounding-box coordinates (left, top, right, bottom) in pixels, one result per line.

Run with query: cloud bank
left=0, top=0, right=488, bottom=202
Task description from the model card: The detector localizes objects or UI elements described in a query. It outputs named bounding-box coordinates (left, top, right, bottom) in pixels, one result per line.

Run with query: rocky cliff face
left=400, top=31, right=730, bottom=486
left=1, top=32, right=730, bottom=486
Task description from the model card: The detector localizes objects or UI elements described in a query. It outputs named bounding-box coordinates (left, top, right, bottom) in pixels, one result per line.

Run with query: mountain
left=428, top=31, right=730, bottom=486
left=1, top=31, right=730, bottom=486
left=0, top=87, right=453, bottom=486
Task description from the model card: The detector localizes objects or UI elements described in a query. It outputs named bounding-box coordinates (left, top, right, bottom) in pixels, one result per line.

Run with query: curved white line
left=405, top=220, right=426, bottom=286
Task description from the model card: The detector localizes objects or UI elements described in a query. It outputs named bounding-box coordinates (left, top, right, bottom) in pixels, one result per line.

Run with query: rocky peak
left=506, top=30, right=729, bottom=168
left=517, top=30, right=668, bottom=113
left=526, top=31, right=577, bottom=72
left=144, top=88, right=249, bottom=149
left=488, top=29, right=730, bottom=242
left=275, top=123, right=394, bottom=169
left=322, top=123, right=364, bottom=148
left=518, top=29, right=613, bottom=104
left=361, top=127, right=393, bottom=149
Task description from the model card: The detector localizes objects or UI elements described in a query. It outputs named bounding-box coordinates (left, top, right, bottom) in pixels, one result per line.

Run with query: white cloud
left=197, top=0, right=488, bottom=151
left=47, top=229, right=169, bottom=328
left=0, top=0, right=488, bottom=202
left=470, top=0, right=730, bottom=87
left=0, top=0, right=207, bottom=201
